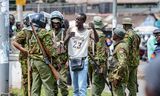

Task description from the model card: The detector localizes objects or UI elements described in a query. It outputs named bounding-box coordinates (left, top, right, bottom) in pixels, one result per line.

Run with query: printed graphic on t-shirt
left=72, top=36, right=84, bottom=49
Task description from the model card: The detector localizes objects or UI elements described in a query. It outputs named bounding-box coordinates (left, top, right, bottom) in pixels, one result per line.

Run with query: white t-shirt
left=68, top=27, right=91, bottom=58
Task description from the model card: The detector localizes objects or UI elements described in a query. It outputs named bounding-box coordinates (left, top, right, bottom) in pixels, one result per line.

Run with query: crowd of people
left=9, top=10, right=160, bottom=96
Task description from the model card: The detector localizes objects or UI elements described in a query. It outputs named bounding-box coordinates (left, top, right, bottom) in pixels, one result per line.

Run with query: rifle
left=27, top=58, right=31, bottom=96
left=27, top=32, right=31, bottom=96
left=30, top=22, right=59, bottom=81
left=88, top=52, right=114, bottom=96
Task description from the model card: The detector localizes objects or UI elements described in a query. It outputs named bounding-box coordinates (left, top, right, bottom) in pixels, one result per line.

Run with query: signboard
left=16, top=0, right=26, bottom=6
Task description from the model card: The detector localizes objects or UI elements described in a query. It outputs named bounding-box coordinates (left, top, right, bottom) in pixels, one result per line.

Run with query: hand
left=89, top=22, right=95, bottom=29
left=69, top=32, right=75, bottom=38
left=22, top=49, right=28, bottom=56
left=112, top=79, right=118, bottom=88
left=65, top=61, right=69, bottom=69
left=57, top=63, right=62, bottom=71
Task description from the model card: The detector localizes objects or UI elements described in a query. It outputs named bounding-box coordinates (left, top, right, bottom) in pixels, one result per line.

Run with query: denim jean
left=69, top=57, right=88, bottom=96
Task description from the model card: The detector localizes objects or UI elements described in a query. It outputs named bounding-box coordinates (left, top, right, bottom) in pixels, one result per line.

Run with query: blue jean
left=69, top=57, right=88, bottom=96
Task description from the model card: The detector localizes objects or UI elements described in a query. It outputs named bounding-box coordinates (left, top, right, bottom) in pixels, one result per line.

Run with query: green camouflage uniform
left=88, top=39, right=94, bottom=85
left=15, top=29, right=21, bottom=33
left=14, top=29, right=32, bottom=96
left=29, top=28, right=57, bottom=96
left=124, top=29, right=141, bottom=96
left=49, top=28, right=69, bottom=96
left=109, top=40, right=129, bottom=96
left=91, top=29, right=108, bottom=96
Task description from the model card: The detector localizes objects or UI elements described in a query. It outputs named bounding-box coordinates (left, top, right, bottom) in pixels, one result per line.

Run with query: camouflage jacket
left=49, top=28, right=68, bottom=64
left=109, top=40, right=129, bottom=83
left=14, top=29, right=32, bottom=60
left=94, top=29, right=108, bottom=62
left=15, top=29, right=22, bottom=33
left=29, top=28, right=57, bottom=62
left=123, top=29, right=141, bottom=67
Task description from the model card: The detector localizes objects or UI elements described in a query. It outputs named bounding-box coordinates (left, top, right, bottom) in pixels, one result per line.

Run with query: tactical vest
left=51, top=28, right=68, bottom=64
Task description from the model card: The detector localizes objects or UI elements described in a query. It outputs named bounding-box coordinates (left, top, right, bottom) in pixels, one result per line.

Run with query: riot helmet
left=30, top=13, right=47, bottom=28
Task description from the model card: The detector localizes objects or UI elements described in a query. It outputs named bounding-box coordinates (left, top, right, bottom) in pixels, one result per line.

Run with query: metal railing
left=118, top=7, right=160, bottom=14
left=10, top=3, right=112, bottom=14
left=10, top=2, right=160, bottom=15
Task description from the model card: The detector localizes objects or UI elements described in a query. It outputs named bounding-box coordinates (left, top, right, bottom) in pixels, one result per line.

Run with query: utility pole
left=36, top=0, right=43, bottom=12
left=112, top=0, right=117, bottom=29
left=17, top=5, right=23, bottom=24
left=158, top=0, right=160, bottom=12
left=16, top=0, right=26, bottom=24
left=0, top=0, right=9, bottom=95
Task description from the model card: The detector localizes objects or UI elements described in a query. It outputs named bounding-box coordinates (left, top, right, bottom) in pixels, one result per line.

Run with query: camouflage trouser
left=19, top=59, right=28, bottom=96
left=127, top=66, right=138, bottom=96
left=113, top=83, right=126, bottom=96
left=88, top=61, right=94, bottom=84
left=52, top=64, right=69, bottom=96
left=58, top=64, right=69, bottom=96
left=31, top=60, right=57, bottom=96
left=91, top=62, right=107, bottom=96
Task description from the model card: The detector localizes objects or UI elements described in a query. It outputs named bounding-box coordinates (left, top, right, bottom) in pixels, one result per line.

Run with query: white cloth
left=68, top=27, right=91, bottom=58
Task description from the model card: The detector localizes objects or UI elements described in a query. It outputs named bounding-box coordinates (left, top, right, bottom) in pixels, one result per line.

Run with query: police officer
left=90, top=16, right=108, bottom=96
left=122, top=18, right=141, bottom=96
left=12, top=14, right=34, bottom=96
left=50, top=11, right=69, bottom=96
left=28, top=13, right=57, bottom=96
left=109, top=28, right=129, bottom=96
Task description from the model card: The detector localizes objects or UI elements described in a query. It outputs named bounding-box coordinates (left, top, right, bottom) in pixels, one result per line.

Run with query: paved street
left=137, top=61, right=147, bottom=96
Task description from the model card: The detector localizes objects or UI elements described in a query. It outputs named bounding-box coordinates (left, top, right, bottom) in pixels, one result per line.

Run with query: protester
left=64, top=13, right=99, bottom=96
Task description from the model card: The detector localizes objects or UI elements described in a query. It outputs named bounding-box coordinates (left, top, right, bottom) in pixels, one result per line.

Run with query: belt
left=69, top=56, right=87, bottom=60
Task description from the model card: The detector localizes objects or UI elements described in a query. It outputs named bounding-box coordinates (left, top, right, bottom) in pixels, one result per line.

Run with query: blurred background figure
left=9, top=14, right=15, bottom=53
left=15, top=21, right=23, bottom=34
left=147, top=21, right=160, bottom=61
left=145, top=56, right=160, bottom=96
left=150, top=29, right=160, bottom=59
left=9, top=14, right=15, bottom=38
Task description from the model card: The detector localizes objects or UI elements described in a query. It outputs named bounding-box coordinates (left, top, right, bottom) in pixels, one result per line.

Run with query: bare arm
left=89, top=22, right=99, bottom=43
left=64, top=28, right=71, bottom=46
left=12, top=41, right=28, bottom=54
left=12, top=30, right=28, bottom=54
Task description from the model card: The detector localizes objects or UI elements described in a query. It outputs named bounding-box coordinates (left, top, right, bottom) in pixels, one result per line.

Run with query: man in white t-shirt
left=64, top=13, right=99, bottom=96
